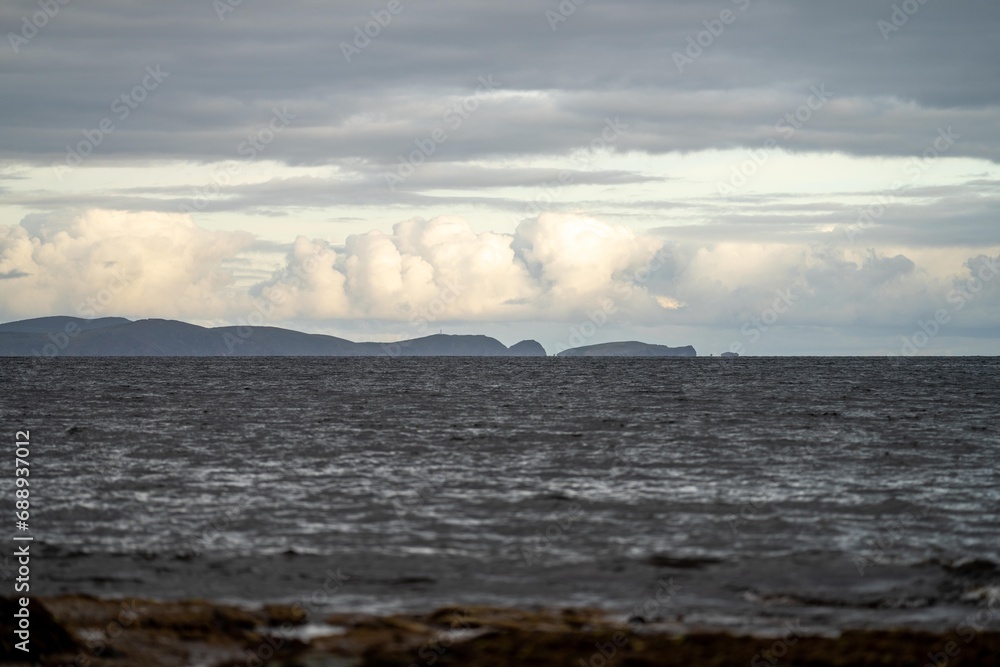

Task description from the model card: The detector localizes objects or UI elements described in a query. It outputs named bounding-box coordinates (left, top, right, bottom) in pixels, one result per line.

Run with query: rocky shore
left=3, top=595, right=1000, bottom=667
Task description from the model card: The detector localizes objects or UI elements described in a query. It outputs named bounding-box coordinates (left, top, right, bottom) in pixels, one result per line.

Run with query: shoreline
left=4, top=594, right=1000, bottom=667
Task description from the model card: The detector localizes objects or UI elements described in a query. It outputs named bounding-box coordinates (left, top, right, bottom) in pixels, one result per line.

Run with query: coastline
left=5, top=594, right=1000, bottom=667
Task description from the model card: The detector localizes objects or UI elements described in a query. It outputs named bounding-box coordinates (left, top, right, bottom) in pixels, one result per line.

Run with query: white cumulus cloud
left=0, top=210, right=253, bottom=320
left=1, top=209, right=997, bottom=352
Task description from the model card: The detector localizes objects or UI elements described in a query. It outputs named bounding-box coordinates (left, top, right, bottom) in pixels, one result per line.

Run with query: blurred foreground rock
left=2, top=596, right=999, bottom=666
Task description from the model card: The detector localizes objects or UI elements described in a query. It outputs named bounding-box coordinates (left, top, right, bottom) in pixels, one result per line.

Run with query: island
left=556, top=341, right=696, bottom=357
left=0, top=317, right=700, bottom=358
left=0, top=316, right=547, bottom=357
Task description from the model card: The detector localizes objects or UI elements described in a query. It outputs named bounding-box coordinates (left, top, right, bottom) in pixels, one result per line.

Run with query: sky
left=1, top=0, right=998, bottom=355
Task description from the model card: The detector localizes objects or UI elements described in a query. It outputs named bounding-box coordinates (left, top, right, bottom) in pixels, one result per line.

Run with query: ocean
left=3, top=356, right=999, bottom=636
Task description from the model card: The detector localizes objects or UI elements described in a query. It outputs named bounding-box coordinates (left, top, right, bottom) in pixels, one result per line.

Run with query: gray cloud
left=2, top=0, right=999, bottom=166
left=0, top=269, right=28, bottom=279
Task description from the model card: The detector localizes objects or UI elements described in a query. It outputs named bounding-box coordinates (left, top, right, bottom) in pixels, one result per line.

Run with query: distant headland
left=0, top=316, right=698, bottom=358
left=556, top=341, right=696, bottom=357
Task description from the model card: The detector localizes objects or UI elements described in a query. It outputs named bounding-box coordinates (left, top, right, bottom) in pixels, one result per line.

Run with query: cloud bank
left=2, top=210, right=997, bottom=353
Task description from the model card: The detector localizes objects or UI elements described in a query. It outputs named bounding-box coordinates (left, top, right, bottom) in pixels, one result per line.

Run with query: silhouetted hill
left=0, top=317, right=548, bottom=357
left=507, top=340, right=547, bottom=357
left=0, top=317, right=699, bottom=358
left=0, top=316, right=130, bottom=334
left=356, top=333, right=510, bottom=357
left=557, top=341, right=697, bottom=357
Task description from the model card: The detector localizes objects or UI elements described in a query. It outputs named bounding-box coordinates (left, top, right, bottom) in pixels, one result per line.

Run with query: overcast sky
left=2, top=0, right=998, bottom=354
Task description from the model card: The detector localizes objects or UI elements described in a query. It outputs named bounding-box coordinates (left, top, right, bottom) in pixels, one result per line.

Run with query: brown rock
left=0, top=596, right=77, bottom=663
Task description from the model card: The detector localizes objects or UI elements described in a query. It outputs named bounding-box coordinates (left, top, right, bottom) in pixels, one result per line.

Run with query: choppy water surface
left=2, top=356, right=998, bottom=634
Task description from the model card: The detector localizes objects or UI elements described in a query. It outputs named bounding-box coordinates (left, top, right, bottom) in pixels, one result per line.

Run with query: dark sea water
left=2, top=357, right=999, bottom=635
